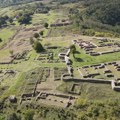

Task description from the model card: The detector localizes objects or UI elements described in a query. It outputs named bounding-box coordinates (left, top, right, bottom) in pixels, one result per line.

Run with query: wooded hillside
left=67, top=0, right=120, bottom=36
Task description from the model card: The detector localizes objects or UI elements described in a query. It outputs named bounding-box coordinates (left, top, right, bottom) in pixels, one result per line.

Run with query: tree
left=9, top=18, right=13, bottom=24
left=3, top=15, right=9, bottom=21
left=44, top=23, right=49, bottom=28
left=70, top=44, right=76, bottom=58
left=34, top=33, right=39, bottom=39
left=0, top=17, right=6, bottom=27
left=39, top=31, right=44, bottom=36
left=33, top=41, right=44, bottom=53
left=0, top=38, right=2, bottom=42
left=18, top=14, right=31, bottom=24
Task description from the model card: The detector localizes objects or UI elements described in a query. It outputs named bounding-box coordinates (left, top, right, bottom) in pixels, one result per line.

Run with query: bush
left=9, top=18, right=13, bottom=24
left=34, top=33, right=39, bottom=39
left=39, top=31, right=44, bottom=36
left=95, top=32, right=105, bottom=37
left=44, top=23, right=49, bottom=28
left=18, top=13, right=31, bottom=24
left=24, top=110, right=34, bottom=120
left=82, top=29, right=95, bottom=36
left=75, top=98, right=87, bottom=109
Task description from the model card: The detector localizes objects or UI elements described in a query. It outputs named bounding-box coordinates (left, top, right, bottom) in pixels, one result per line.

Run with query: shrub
left=9, top=18, right=13, bottom=24
left=39, top=31, right=44, bottom=36
left=44, top=23, right=49, bottom=28
left=24, top=110, right=34, bottom=120
left=34, top=33, right=39, bottom=39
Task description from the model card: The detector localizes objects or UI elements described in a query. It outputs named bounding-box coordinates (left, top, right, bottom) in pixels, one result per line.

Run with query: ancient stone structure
left=50, top=19, right=72, bottom=27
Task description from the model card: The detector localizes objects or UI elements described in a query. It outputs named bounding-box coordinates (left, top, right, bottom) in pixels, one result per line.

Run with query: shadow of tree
left=74, top=57, right=84, bottom=62
left=74, top=51, right=80, bottom=54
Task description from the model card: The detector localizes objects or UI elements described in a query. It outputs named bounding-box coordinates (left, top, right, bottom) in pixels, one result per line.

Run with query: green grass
left=0, top=27, right=16, bottom=48
left=1, top=72, right=26, bottom=99
left=42, top=36, right=73, bottom=47
left=58, top=81, right=120, bottom=102
left=72, top=46, right=120, bottom=67
left=29, top=10, right=69, bottom=36
left=0, top=49, right=9, bottom=56
left=48, top=25, right=73, bottom=37
left=27, top=10, right=57, bottom=27
left=0, top=49, right=10, bottom=61
left=0, top=7, right=13, bottom=16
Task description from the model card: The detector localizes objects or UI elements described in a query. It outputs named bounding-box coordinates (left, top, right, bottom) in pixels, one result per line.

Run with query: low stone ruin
left=35, top=91, right=77, bottom=108
left=111, top=81, right=120, bottom=91
left=90, top=52, right=100, bottom=56
left=73, top=38, right=120, bottom=56
left=104, top=70, right=112, bottom=74
left=13, top=50, right=28, bottom=60
left=5, top=70, right=15, bottom=75
left=71, top=61, right=120, bottom=91
left=74, top=39, right=96, bottom=49
left=69, top=84, right=81, bottom=95
left=50, top=19, right=72, bottom=27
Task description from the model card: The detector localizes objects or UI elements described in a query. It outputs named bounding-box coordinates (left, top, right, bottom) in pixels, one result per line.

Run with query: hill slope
left=0, top=0, right=42, bottom=6
left=68, top=0, right=120, bottom=36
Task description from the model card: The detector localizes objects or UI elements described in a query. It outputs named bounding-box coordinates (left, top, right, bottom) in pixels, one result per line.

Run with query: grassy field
left=0, top=7, right=13, bottom=16
left=71, top=46, right=120, bottom=67
left=0, top=27, right=16, bottom=48
left=43, top=36, right=72, bottom=47
left=0, top=49, right=10, bottom=59
left=58, top=81, right=120, bottom=102
left=32, top=11, right=57, bottom=25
